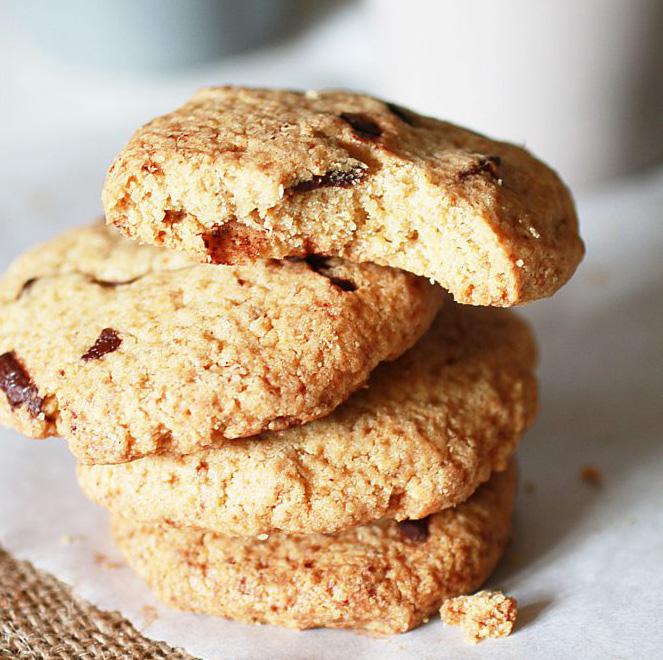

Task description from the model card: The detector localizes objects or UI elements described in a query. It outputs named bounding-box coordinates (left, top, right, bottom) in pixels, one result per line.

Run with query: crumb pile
left=0, top=87, right=582, bottom=635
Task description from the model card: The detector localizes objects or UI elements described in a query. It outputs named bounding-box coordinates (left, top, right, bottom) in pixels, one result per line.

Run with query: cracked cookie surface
left=110, top=465, right=516, bottom=634
left=103, top=86, right=583, bottom=306
left=0, top=224, right=442, bottom=464
left=78, top=303, right=536, bottom=534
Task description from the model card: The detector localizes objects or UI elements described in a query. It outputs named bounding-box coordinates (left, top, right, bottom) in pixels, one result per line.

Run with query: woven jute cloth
left=0, top=547, right=196, bottom=659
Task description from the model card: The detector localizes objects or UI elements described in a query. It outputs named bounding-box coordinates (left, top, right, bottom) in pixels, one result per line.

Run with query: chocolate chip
left=81, top=328, right=122, bottom=361
left=0, top=352, right=44, bottom=417
left=385, top=102, right=417, bottom=127
left=398, top=517, right=431, bottom=543
left=304, top=255, right=357, bottom=292
left=339, top=112, right=382, bottom=139
left=291, top=167, right=366, bottom=193
left=457, top=155, right=502, bottom=182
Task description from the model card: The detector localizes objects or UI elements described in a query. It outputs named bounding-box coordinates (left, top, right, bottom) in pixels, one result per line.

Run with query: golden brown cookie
left=78, top=303, right=537, bottom=535
left=110, top=465, right=516, bottom=634
left=440, top=590, right=518, bottom=643
left=103, top=87, right=583, bottom=306
left=0, top=224, right=442, bottom=464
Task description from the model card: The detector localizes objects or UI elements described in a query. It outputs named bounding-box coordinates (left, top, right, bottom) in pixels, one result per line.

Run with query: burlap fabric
left=0, top=547, right=196, bottom=659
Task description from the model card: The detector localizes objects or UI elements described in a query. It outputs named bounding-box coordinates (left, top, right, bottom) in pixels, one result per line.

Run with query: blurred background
left=2, top=0, right=663, bottom=210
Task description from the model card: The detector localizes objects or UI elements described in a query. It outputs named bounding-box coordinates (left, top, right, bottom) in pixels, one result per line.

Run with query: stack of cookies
left=0, top=88, right=583, bottom=634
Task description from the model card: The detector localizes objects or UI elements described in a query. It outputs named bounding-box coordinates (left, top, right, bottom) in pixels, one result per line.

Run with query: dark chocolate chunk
left=398, top=516, right=431, bottom=543
left=291, top=167, right=365, bottom=193
left=304, top=255, right=357, bottom=292
left=457, top=155, right=502, bottom=182
left=339, top=112, right=383, bottom=139
left=81, top=328, right=122, bottom=361
left=0, top=352, right=44, bottom=416
left=385, top=102, right=417, bottom=127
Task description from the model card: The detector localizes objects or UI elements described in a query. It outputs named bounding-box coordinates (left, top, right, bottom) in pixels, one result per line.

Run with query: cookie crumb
left=140, top=605, right=159, bottom=628
left=93, top=552, right=124, bottom=570
left=59, top=534, right=83, bottom=545
left=580, top=465, right=602, bottom=487
left=256, top=533, right=269, bottom=541
left=440, top=590, right=517, bottom=643
left=585, top=266, right=610, bottom=287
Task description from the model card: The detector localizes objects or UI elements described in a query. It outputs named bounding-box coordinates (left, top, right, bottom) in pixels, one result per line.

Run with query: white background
left=1, top=5, right=662, bottom=659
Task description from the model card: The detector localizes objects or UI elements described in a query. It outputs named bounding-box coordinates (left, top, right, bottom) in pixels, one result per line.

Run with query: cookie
left=78, top=303, right=537, bottom=535
left=440, top=590, right=518, bottom=643
left=103, top=87, right=583, bottom=307
left=110, top=464, right=516, bottom=634
left=0, top=224, right=442, bottom=464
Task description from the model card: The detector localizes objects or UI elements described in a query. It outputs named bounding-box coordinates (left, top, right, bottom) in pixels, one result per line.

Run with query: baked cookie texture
left=440, top=590, right=518, bottom=643
left=110, top=464, right=516, bottom=634
left=0, top=224, right=442, bottom=464
left=78, top=302, right=537, bottom=535
left=103, top=87, right=584, bottom=307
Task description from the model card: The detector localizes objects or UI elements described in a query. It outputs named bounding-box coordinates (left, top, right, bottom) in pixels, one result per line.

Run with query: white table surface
left=1, top=8, right=662, bottom=659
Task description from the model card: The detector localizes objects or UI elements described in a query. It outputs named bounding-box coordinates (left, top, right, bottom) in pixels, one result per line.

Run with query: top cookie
left=103, top=87, right=584, bottom=307
left=0, top=224, right=442, bottom=464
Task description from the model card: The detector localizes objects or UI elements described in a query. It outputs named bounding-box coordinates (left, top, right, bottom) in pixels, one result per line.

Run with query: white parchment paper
left=1, top=10, right=662, bottom=658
